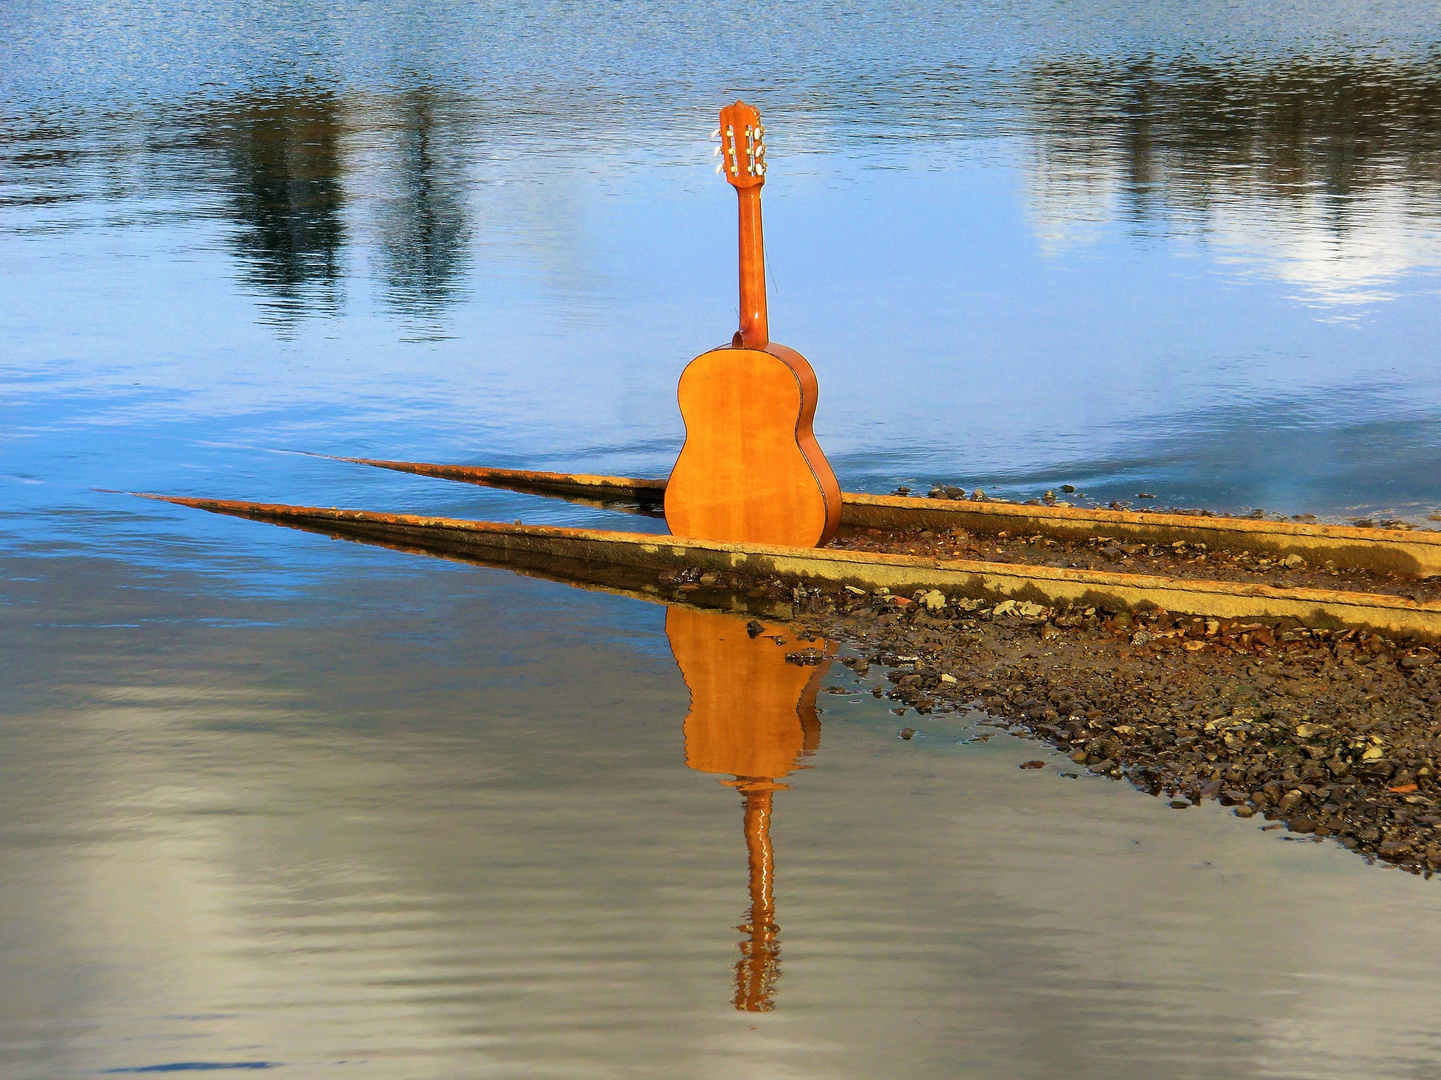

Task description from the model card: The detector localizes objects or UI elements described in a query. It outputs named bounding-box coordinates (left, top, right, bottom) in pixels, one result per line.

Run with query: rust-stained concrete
left=840, top=494, right=1441, bottom=578
left=338, top=458, right=1441, bottom=577
left=145, top=495, right=1441, bottom=641
left=334, top=457, right=667, bottom=515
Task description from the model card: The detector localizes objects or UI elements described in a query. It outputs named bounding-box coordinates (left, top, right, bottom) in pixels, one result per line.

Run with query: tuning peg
left=715, top=162, right=724, bottom=173
left=713, top=144, right=722, bottom=156
left=711, top=127, right=720, bottom=139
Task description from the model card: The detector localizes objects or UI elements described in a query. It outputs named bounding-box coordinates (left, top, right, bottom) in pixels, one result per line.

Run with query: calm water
left=5, top=1, right=1441, bottom=1076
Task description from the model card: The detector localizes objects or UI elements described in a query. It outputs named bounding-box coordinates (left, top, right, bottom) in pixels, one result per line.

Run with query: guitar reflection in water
left=665, top=605, right=836, bottom=1012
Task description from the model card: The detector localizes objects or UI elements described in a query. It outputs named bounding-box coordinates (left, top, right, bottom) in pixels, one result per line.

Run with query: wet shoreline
left=655, top=539, right=1441, bottom=877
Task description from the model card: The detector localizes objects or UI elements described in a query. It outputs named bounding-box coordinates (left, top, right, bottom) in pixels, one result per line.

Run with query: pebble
left=806, top=565, right=1441, bottom=875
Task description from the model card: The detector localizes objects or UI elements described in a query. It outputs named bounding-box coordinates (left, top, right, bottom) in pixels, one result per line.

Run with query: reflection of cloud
left=1025, top=152, right=1441, bottom=302
left=1021, top=135, right=1124, bottom=254
left=1206, top=187, right=1441, bottom=305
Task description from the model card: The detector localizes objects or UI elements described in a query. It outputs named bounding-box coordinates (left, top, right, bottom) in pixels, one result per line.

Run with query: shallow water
left=5, top=1, right=1441, bottom=1076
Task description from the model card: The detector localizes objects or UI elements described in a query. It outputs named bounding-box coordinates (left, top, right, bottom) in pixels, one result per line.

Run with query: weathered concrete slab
left=147, top=495, right=1441, bottom=641
left=334, top=457, right=666, bottom=515
left=340, top=458, right=1441, bottom=577
left=841, top=493, right=1441, bottom=578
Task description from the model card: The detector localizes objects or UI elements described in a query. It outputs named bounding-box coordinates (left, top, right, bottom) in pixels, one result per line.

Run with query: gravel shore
left=831, top=524, right=1441, bottom=601
left=657, top=531, right=1441, bottom=876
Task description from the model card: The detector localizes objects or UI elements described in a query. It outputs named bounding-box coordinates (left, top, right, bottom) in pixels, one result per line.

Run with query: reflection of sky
left=6, top=5, right=1441, bottom=1076
left=4, top=2, right=1441, bottom=578
left=9, top=551, right=1441, bottom=1078
left=4, top=124, right=1441, bottom=556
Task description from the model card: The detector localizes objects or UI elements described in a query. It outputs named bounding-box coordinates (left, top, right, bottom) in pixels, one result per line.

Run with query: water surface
left=5, top=1, right=1441, bottom=1076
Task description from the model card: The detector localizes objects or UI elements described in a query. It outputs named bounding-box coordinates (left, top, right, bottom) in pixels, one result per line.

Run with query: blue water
left=5, top=2, right=1441, bottom=1077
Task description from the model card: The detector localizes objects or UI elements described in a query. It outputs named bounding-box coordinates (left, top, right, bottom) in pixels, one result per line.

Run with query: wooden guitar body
left=664, top=99, right=841, bottom=549
left=666, top=343, right=841, bottom=548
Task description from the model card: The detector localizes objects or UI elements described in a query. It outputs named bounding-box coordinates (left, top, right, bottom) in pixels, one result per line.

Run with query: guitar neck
left=736, top=185, right=768, bottom=348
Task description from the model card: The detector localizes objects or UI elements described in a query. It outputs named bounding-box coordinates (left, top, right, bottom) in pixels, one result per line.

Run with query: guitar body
left=666, top=343, right=841, bottom=547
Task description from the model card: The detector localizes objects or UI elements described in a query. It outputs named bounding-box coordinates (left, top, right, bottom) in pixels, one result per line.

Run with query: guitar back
left=665, top=343, right=841, bottom=548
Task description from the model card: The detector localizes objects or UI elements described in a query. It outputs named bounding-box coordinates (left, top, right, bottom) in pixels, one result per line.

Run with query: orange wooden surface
left=718, top=101, right=766, bottom=192
left=666, top=605, right=834, bottom=1013
left=718, top=100, right=768, bottom=347
left=666, top=99, right=840, bottom=548
left=666, top=606, right=830, bottom=781
left=766, top=341, right=843, bottom=542
left=735, top=187, right=768, bottom=348
left=666, top=346, right=840, bottom=547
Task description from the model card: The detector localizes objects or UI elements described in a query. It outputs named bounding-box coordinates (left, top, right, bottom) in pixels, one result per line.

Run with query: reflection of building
left=1019, top=58, right=1441, bottom=300
left=665, top=606, right=834, bottom=1012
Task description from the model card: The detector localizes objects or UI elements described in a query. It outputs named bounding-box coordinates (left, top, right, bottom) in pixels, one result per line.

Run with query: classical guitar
left=664, top=101, right=842, bottom=548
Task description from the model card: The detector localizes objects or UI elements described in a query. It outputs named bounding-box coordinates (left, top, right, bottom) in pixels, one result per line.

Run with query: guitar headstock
left=714, top=100, right=766, bottom=188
